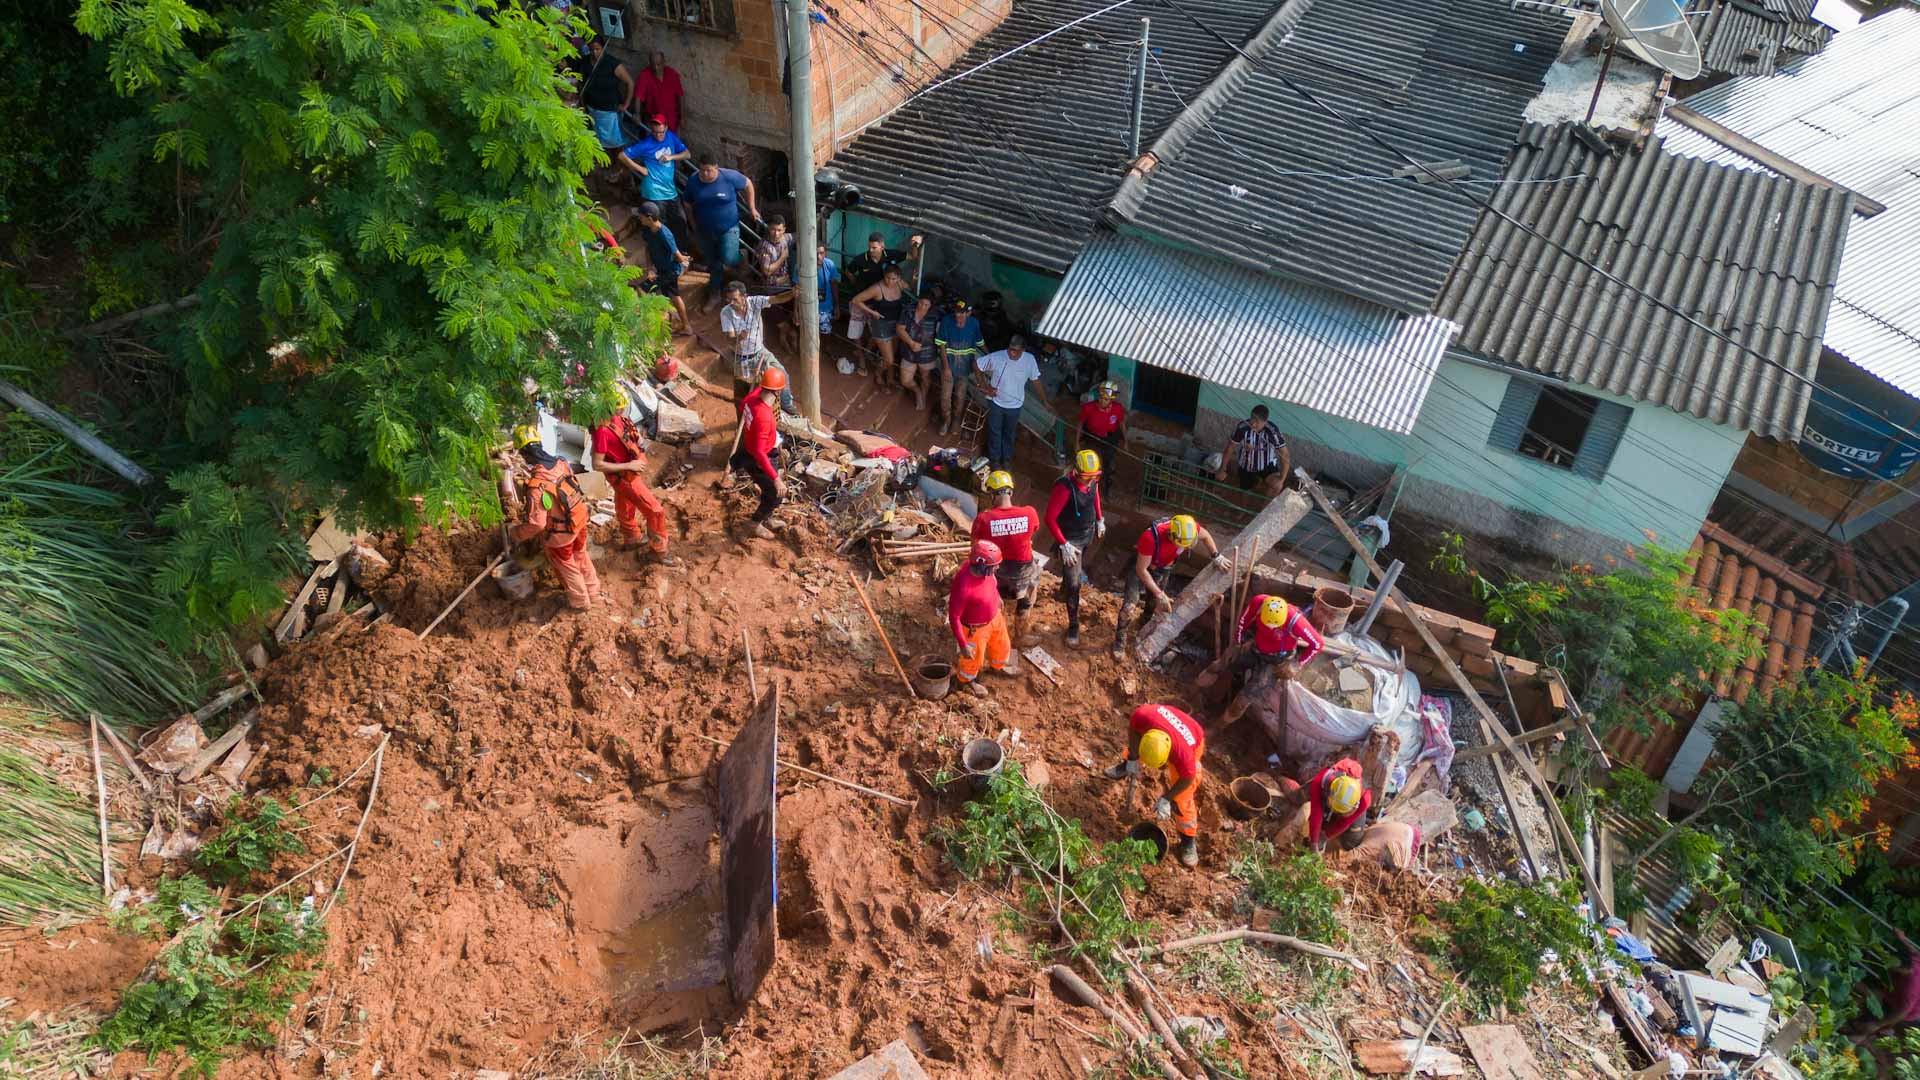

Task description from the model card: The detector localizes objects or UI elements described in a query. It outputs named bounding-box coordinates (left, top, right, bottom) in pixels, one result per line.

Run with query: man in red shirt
left=508, top=425, right=601, bottom=611
left=971, top=470, right=1041, bottom=645
left=1075, top=380, right=1126, bottom=498
left=1209, top=594, right=1324, bottom=729
left=1114, top=514, right=1226, bottom=657
left=590, top=390, right=676, bottom=563
left=1104, top=703, right=1206, bottom=867
left=1045, top=449, right=1107, bottom=646
left=950, top=541, right=1014, bottom=695
left=630, top=50, right=685, bottom=132
left=1277, top=758, right=1372, bottom=851
left=729, top=367, right=785, bottom=539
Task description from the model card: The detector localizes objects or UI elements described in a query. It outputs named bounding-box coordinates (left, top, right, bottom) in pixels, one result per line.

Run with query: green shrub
left=1229, top=841, right=1345, bottom=945
left=194, top=797, right=306, bottom=886
left=934, top=762, right=1157, bottom=976
left=1429, top=877, right=1598, bottom=1009
left=97, top=875, right=325, bottom=1076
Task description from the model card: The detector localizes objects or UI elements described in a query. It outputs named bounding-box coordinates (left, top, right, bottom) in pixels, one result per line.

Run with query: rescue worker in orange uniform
left=509, top=425, right=601, bottom=611
left=950, top=540, right=1016, bottom=694
left=1212, top=594, right=1325, bottom=729
left=1104, top=703, right=1206, bottom=867
left=1276, top=758, right=1371, bottom=852
left=971, top=470, right=1041, bottom=645
left=589, top=390, right=677, bottom=564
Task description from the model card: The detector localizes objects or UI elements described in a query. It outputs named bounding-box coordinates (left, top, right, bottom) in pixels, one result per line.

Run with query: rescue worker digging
left=1276, top=758, right=1372, bottom=852
left=509, top=426, right=601, bottom=611
left=1104, top=703, right=1206, bottom=867
left=971, top=471, right=1041, bottom=645
left=950, top=540, right=1018, bottom=696
left=1114, top=513, right=1226, bottom=656
left=1207, top=594, right=1323, bottom=731
left=1045, top=449, right=1107, bottom=647
left=590, top=390, right=678, bottom=565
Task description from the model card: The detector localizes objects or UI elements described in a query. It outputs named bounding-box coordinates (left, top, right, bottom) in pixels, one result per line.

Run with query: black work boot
left=1176, top=835, right=1199, bottom=868
left=1065, top=616, right=1081, bottom=647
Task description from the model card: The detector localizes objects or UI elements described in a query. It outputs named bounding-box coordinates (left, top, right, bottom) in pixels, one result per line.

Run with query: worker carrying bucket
left=1104, top=703, right=1206, bottom=868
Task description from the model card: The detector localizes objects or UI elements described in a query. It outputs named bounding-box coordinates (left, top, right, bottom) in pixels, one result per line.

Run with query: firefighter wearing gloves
left=508, top=425, right=601, bottom=611
left=1104, top=703, right=1206, bottom=868
left=1277, top=758, right=1373, bottom=852
left=1045, top=449, right=1106, bottom=646
left=730, top=367, right=787, bottom=539
left=950, top=540, right=1016, bottom=695
left=1113, top=513, right=1225, bottom=656
left=1213, top=594, right=1325, bottom=728
left=971, top=470, right=1042, bottom=646
left=589, top=390, right=676, bottom=564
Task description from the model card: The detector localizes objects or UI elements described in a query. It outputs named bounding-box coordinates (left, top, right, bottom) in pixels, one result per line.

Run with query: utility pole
left=787, top=0, right=822, bottom=423
left=1130, top=17, right=1150, bottom=157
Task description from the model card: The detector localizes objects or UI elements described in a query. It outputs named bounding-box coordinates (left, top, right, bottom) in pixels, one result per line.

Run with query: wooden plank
left=1460, top=1025, right=1543, bottom=1080
left=1351, top=1039, right=1465, bottom=1076
left=1605, top=982, right=1664, bottom=1063
left=177, top=713, right=256, bottom=783
left=1664, top=107, right=1886, bottom=217
left=1135, top=489, right=1314, bottom=661
left=191, top=684, right=252, bottom=725
left=1298, top=470, right=1609, bottom=917
left=274, top=557, right=340, bottom=642
left=1452, top=717, right=1578, bottom=761
left=716, top=683, right=780, bottom=1005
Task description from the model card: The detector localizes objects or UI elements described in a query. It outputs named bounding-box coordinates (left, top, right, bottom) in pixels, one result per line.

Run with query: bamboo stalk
left=1137, top=926, right=1367, bottom=969
left=87, top=714, right=111, bottom=897
left=418, top=552, right=508, bottom=640
left=847, top=572, right=918, bottom=700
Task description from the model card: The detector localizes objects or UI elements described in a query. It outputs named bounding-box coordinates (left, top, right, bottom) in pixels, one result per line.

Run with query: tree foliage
left=70, top=0, right=668, bottom=651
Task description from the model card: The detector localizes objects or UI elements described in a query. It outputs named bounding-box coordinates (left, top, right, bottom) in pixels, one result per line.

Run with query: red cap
left=649, top=113, right=668, bottom=125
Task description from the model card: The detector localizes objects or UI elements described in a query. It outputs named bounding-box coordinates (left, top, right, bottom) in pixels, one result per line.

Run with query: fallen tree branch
left=96, top=719, right=152, bottom=796
left=318, top=734, right=387, bottom=922
left=0, top=379, right=154, bottom=485
left=1136, top=927, right=1368, bottom=970
left=61, top=294, right=201, bottom=338
left=1047, top=965, right=1184, bottom=1080
left=89, top=714, right=113, bottom=898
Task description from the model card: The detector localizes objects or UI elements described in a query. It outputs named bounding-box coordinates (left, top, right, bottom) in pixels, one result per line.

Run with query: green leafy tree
left=73, top=0, right=668, bottom=651
left=1431, top=538, right=1761, bottom=737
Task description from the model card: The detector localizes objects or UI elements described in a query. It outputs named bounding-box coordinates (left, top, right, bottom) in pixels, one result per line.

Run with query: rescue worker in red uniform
left=509, top=425, right=601, bottom=611
left=1212, top=594, right=1325, bottom=729
left=1075, top=380, right=1126, bottom=498
left=950, top=540, right=1014, bottom=695
left=971, top=470, right=1041, bottom=646
left=1104, top=703, right=1206, bottom=867
left=1045, top=449, right=1107, bottom=646
left=1114, top=513, right=1226, bottom=656
left=1277, top=758, right=1371, bottom=852
left=730, top=367, right=786, bottom=539
left=589, top=390, right=676, bottom=564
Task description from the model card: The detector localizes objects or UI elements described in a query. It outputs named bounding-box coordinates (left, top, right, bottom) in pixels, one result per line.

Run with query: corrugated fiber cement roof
left=1036, top=231, right=1458, bottom=433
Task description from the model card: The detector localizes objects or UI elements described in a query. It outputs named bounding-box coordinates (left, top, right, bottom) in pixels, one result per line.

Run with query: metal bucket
left=908, top=654, right=953, bottom=700
left=492, top=562, right=535, bottom=601
left=960, top=737, right=1005, bottom=793
left=1226, top=776, right=1274, bottom=820
left=1128, top=821, right=1170, bottom=861
left=1309, top=586, right=1354, bottom=636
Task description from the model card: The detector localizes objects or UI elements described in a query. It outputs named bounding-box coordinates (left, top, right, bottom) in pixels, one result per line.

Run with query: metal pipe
left=1352, top=558, right=1403, bottom=637
left=1864, top=596, right=1910, bottom=673
left=1130, top=18, right=1150, bottom=158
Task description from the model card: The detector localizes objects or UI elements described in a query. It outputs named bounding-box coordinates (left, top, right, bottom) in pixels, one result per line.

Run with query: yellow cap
left=1327, top=773, right=1362, bottom=816
left=1074, top=448, right=1102, bottom=476
left=1169, top=514, right=1198, bottom=548
left=1259, top=596, right=1291, bottom=628
left=1139, top=729, right=1172, bottom=769
left=985, top=469, right=1015, bottom=492
left=612, top=389, right=631, bottom=412
left=511, top=424, right=541, bottom=449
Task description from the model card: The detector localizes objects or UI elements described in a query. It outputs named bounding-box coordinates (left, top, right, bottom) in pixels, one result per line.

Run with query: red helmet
left=969, top=540, right=1003, bottom=567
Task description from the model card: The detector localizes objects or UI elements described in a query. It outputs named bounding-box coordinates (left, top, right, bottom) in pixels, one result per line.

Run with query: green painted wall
left=1194, top=358, right=1743, bottom=551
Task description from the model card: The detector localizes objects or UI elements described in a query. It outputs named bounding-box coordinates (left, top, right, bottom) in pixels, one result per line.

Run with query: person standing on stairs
left=1044, top=449, right=1106, bottom=647
left=589, top=390, right=678, bottom=565
left=950, top=540, right=1018, bottom=696
left=1104, top=702, right=1206, bottom=867
left=971, top=470, right=1041, bottom=646
left=509, top=425, right=601, bottom=611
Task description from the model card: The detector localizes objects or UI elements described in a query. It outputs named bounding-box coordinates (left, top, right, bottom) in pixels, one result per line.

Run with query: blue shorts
left=946, top=352, right=978, bottom=380
left=589, top=109, right=625, bottom=148
left=818, top=306, right=834, bottom=333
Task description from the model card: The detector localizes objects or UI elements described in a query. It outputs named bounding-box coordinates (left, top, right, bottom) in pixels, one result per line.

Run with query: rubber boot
left=1065, top=616, right=1081, bottom=647
left=1111, top=604, right=1133, bottom=657
left=1176, top=836, right=1199, bottom=868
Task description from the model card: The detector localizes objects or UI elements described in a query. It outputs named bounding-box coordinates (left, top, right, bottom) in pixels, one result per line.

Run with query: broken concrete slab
left=652, top=399, right=706, bottom=442
left=824, top=1039, right=931, bottom=1080
left=139, top=715, right=207, bottom=774
left=1461, top=1024, right=1542, bottom=1080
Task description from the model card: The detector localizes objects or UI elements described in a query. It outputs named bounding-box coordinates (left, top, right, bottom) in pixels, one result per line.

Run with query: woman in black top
left=580, top=37, right=634, bottom=149
left=850, top=267, right=912, bottom=387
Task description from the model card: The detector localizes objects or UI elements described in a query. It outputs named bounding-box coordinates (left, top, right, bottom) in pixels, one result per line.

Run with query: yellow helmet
left=1168, top=514, right=1198, bottom=548
left=1327, top=773, right=1362, bottom=816
left=1258, top=596, right=1291, bottom=628
left=1139, top=729, right=1173, bottom=769
left=1096, top=379, right=1119, bottom=400
left=612, top=389, right=631, bottom=412
left=510, top=424, right=541, bottom=449
left=985, top=469, right=1015, bottom=493
left=1074, top=448, right=1102, bottom=477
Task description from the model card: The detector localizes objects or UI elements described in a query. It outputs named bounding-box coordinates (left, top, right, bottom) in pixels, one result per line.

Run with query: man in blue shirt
left=618, top=115, right=690, bottom=245
left=815, top=243, right=839, bottom=335
left=634, top=202, right=690, bottom=334
left=681, top=151, right=759, bottom=279
left=935, top=299, right=986, bottom=435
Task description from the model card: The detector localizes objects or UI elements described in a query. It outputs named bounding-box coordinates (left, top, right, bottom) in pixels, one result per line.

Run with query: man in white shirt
left=720, top=279, right=795, bottom=412
left=974, top=334, right=1043, bottom=470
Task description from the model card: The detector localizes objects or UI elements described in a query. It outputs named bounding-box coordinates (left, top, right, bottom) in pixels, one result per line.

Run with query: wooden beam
left=0, top=379, right=154, bottom=486
left=1453, top=717, right=1578, bottom=761
left=1296, top=470, right=1611, bottom=917
left=1664, top=106, right=1886, bottom=217
left=1134, top=489, right=1314, bottom=661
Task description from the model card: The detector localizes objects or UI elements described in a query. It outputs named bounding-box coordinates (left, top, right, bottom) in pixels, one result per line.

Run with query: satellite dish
left=1600, top=0, right=1704, bottom=79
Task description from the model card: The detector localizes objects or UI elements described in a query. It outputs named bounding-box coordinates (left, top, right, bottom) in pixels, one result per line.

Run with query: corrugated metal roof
left=1110, top=0, right=1566, bottom=313
left=825, top=0, right=1287, bottom=273
left=1657, top=9, right=1920, bottom=398
left=1035, top=231, right=1457, bottom=432
left=1436, top=122, right=1854, bottom=439
left=1686, top=0, right=1833, bottom=77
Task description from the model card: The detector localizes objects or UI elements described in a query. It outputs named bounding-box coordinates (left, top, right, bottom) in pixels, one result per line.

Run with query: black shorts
left=647, top=273, right=682, bottom=299
left=1234, top=463, right=1278, bottom=490
left=996, top=558, right=1040, bottom=599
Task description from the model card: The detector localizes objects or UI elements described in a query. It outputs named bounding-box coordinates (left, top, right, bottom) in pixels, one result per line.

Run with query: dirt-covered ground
left=1, top=320, right=1635, bottom=1079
